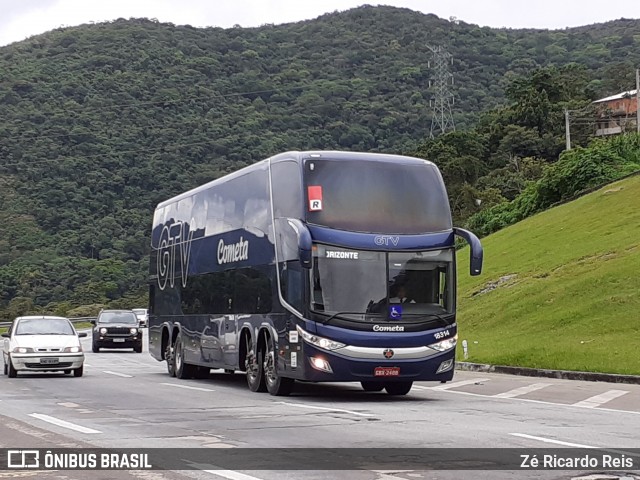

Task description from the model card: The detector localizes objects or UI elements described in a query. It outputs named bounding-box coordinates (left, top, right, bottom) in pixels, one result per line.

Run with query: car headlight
left=64, top=346, right=82, bottom=353
left=12, top=347, right=34, bottom=353
left=297, top=326, right=345, bottom=351
left=428, top=335, right=458, bottom=352
left=100, top=327, right=107, bottom=334
left=130, top=328, right=138, bottom=334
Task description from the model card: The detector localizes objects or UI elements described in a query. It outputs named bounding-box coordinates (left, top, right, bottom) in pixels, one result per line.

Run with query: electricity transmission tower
left=428, top=45, right=456, bottom=138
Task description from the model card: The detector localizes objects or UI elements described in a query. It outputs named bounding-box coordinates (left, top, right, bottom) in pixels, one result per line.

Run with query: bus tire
left=385, top=381, right=413, bottom=396
left=174, top=334, right=196, bottom=379
left=165, top=343, right=175, bottom=377
left=264, top=337, right=294, bottom=396
left=246, top=335, right=266, bottom=392
left=361, top=381, right=385, bottom=392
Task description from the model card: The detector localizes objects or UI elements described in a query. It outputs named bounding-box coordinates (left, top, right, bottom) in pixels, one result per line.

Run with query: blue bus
left=148, top=151, right=483, bottom=396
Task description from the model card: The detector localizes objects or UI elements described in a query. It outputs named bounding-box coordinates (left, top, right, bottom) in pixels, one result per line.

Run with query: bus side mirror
left=454, top=227, right=483, bottom=276
left=286, top=218, right=313, bottom=269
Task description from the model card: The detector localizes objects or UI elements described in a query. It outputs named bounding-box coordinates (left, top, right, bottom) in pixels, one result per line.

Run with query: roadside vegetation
left=456, top=174, right=640, bottom=375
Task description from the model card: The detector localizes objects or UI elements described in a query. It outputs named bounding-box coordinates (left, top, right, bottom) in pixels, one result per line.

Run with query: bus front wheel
left=264, top=337, right=294, bottom=396
left=385, top=381, right=413, bottom=396
left=361, top=381, right=385, bottom=392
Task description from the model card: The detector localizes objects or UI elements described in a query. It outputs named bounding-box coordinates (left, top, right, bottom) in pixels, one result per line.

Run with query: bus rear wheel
left=246, top=335, right=266, bottom=392
left=264, top=337, right=294, bottom=396
left=385, top=381, right=413, bottom=396
left=174, top=333, right=196, bottom=379
left=165, top=343, right=175, bottom=377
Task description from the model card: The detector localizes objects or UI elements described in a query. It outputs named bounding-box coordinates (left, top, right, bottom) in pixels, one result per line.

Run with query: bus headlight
left=297, top=326, right=345, bottom=351
left=428, top=335, right=457, bottom=352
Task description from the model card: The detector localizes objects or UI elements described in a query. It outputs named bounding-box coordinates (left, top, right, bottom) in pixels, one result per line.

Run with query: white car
left=131, top=308, right=148, bottom=327
left=2, top=316, right=87, bottom=378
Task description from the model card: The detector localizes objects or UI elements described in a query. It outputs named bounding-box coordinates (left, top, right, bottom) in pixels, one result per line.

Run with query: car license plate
left=113, top=338, right=125, bottom=343
left=374, top=367, right=400, bottom=377
left=40, top=358, right=59, bottom=365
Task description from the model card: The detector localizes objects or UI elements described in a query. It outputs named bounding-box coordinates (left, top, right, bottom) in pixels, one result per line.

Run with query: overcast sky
left=2, top=0, right=640, bottom=47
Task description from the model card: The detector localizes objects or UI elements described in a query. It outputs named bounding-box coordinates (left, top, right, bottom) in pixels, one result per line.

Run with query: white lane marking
left=57, top=402, right=79, bottom=408
left=161, top=382, right=215, bottom=392
left=371, top=470, right=416, bottom=480
left=29, top=413, right=102, bottom=434
left=493, top=383, right=552, bottom=398
left=510, top=433, right=595, bottom=448
left=414, top=386, right=640, bottom=415
left=430, top=378, right=490, bottom=390
left=277, top=401, right=374, bottom=417
left=202, top=470, right=264, bottom=480
left=572, top=389, right=629, bottom=408
left=103, top=370, right=133, bottom=378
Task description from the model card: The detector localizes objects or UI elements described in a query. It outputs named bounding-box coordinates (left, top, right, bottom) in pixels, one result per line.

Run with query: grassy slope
left=456, top=175, right=640, bottom=375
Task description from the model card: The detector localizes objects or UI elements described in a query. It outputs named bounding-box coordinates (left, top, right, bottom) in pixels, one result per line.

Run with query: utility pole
left=428, top=45, right=455, bottom=138
left=564, top=108, right=571, bottom=150
left=636, top=68, right=639, bottom=133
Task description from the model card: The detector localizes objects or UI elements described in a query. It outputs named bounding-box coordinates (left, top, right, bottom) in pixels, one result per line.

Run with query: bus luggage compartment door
left=222, top=315, right=237, bottom=367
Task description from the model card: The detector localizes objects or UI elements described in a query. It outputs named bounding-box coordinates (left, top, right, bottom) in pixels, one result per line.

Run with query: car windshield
left=98, top=312, right=138, bottom=324
left=132, top=309, right=146, bottom=316
left=15, top=318, right=75, bottom=335
left=310, top=245, right=455, bottom=324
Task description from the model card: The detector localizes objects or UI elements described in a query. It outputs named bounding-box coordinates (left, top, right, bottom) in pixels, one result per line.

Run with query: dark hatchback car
left=91, top=310, right=142, bottom=353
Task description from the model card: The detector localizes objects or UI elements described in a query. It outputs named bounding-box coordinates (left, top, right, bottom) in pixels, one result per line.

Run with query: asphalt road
left=1, top=329, right=639, bottom=480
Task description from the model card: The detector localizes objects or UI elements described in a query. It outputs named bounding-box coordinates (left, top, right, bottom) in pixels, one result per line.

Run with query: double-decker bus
left=148, top=151, right=483, bottom=396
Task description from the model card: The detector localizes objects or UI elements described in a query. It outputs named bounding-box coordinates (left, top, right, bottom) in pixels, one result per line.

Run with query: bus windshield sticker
left=308, top=185, right=323, bottom=211
left=325, top=251, right=359, bottom=259
left=388, top=305, right=403, bottom=320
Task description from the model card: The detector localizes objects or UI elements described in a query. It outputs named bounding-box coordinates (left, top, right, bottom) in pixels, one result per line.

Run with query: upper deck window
left=304, top=158, right=452, bottom=234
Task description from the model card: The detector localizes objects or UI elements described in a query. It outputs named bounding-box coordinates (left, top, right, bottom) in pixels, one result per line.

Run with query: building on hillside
left=593, top=89, right=638, bottom=136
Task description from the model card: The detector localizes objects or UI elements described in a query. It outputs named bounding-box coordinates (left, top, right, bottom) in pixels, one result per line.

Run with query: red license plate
left=374, top=367, right=400, bottom=377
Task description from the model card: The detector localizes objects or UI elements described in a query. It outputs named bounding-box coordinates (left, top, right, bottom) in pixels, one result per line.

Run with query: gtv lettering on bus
left=218, top=237, right=249, bottom=264
left=157, top=220, right=194, bottom=291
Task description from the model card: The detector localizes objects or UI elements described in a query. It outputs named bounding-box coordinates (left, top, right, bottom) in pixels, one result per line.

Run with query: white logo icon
left=8, top=450, right=40, bottom=468
left=309, top=199, right=322, bottom=211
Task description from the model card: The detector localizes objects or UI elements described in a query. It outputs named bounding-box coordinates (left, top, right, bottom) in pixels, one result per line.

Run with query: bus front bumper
left=291, top=343, right=456, bottom=383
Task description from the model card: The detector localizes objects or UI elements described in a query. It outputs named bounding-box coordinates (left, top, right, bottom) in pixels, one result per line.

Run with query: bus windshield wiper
left=319, top=311, right=365, bottom=325
left=401, top=312, right=451, bottom=326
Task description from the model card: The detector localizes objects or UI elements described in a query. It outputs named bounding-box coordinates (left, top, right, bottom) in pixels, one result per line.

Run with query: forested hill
left=1, top=5, right=640, bottom=318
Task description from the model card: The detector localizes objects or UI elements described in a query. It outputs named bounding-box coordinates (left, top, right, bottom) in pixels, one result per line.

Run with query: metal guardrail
left=0, top=317, right=96, bottom=328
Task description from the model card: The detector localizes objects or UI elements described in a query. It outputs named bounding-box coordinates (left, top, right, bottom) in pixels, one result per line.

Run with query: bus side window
left=280, top=260, right=303, bottom=312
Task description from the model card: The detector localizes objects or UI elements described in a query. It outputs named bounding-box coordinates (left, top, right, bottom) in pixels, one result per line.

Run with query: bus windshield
left=304, top=158, right=452, bottom=234
left=310, top=245, right=455, bottom=324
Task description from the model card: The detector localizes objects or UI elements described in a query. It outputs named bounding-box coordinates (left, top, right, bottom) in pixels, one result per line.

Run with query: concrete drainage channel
left=456, top=362, right=640, bottom=385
